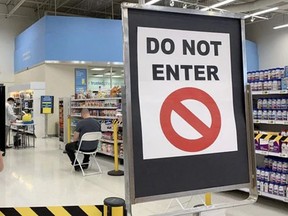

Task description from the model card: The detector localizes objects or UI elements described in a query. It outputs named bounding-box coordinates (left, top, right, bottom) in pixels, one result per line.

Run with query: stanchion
left=108, top=120, right=124, bottom=176
left=205, top=193, right=212, bottom=206
left=193, top=193, right=212, bottom=216
left=104, top=197, right=126, bottom=216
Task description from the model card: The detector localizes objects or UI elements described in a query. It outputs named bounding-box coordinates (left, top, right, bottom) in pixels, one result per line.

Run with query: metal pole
left=43, top=114, right=49, bottom=138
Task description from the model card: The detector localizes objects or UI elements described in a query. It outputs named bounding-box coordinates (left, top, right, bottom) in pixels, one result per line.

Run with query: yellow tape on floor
left=0, top=205, right=103, bottom=216
left=15, top=207, right=38, bottom=216
left=47, top=206, right=71, bottom=216
left=80, top=205, right=102, bottom=215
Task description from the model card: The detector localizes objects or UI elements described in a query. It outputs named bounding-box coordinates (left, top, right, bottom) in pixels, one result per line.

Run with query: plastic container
left=257, top=99, right=263, bottom=109
left=262, top=99, right=268, bottom=109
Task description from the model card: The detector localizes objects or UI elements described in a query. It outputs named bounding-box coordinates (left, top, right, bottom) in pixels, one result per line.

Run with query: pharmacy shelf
left=255, top=150, right=288, bottom=158
left=253, top=119, right=288, bottom=125
left=71, top=106, right=118, bottom=109
left=71, top=97, right=121, bottom=101
left=252, top=90, right=288, bottom=95
left=101, top=139, right=123, bottom=144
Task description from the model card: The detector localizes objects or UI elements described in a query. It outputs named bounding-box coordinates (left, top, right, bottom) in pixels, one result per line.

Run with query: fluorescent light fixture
left=244, top=7, right=278, bottom=19
left=273, top=23, right=288, bottom=30
left=112, top=75, right=122, bottom=78
left=91, top=68, right=105, bottom=71
left=93, top=74, right=104, bottom=77
left=104, top=72, right=116, bottom=76
left=201, top=0, right=236, bottom=11
left=146, top=0, right=161, bottom=5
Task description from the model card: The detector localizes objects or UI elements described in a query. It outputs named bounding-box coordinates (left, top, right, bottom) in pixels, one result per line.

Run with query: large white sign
left=137, top=27, right=238, bottom=160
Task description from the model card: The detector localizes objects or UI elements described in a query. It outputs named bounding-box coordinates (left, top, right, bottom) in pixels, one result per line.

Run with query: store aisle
left=0, top=137, right=288, bottom=216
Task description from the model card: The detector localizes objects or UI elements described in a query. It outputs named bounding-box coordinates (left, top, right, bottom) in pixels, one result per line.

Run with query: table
left=10, top=123, right=36, bottom=148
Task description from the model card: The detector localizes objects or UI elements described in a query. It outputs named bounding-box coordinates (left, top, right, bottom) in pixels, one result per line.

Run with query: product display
left=70, top=88, right=123, bottom=160
left=250, top=68, right=288, bottom=203
left=257, top=156, right=288, bottom=198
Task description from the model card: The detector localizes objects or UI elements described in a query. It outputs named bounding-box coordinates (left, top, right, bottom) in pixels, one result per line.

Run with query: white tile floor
left=0, top=137, right=288, bottom=216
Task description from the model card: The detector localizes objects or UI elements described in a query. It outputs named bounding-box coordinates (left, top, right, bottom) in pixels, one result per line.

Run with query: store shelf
left=98, top=150, right=123, bottom=159
left=255, top=150, right=288, bottom=158
left=101, top=139, right=123, bottom=144
left=252, top=90, right=288, bottom=95
left=258, top=191, right=288, bottom=203
left=253, top=119, right=288, bottom=125
left=71, top=97, right=121, bottom=101
left=71, top=106, right=118, bottom=109
left=93, top=116, right=118, bottom=119
left=70, top=114, right=118, bottom=119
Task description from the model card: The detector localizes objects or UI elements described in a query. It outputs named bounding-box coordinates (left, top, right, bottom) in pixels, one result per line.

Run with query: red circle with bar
left=160, top=87, right=221, bottom=152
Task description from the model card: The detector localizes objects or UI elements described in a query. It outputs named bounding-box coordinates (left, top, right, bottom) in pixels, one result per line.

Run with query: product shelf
left=71, top=97, right=121, bottom=101
left=71, top=106, right=118, bottom=109
left=253, top=119, right=288, bottom=125
left=258, top=191, right=288, bottom=203
left=97, top=150, right=123, bottom=159
left=70, top=114, right=118, bottom=120
left=252, top=90, right=288, bottom=95
left=255, top=150, right=288, bottom=158
left=101, top=139, right=123, bottom=144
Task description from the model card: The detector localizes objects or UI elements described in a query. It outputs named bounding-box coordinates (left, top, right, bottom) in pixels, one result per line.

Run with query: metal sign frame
left=122, top=3, right=257, bottom=215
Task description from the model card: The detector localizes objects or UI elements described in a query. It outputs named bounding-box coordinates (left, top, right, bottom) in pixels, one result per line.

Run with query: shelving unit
left=58, top=97, right=70, bottom=149
left=8, top=82, right=46, bottom=138
left=252, top=90, right=288, bottom=202
left=70, top=96, right=123, bottom=159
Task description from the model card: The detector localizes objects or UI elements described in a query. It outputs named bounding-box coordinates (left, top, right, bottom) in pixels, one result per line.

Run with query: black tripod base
left=108, top=170, right=124, bottom=176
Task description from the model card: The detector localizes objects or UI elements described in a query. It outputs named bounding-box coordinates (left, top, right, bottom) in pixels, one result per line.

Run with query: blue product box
left=285, top=66, right=288, bottom=77
left=281, top=77, right=288, bottom=90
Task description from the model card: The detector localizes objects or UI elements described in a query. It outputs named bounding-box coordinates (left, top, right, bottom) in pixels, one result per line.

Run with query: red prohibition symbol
left=160, top=87, right=221, bottom=152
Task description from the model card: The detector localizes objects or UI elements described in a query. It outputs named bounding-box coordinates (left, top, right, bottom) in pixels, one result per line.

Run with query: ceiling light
left=145, top=0, right=161, bottom=5
left=112, top=75, right=122, bottom=78
left=244, top=7, right=278, bottom=19
left=91, top=68, right=105, bottom=71
left=93, top=74, right=104, bottom=77
left=104, top=72, right=116, bottom=76
left=273, top=23, right=288, bottom=30
left=201, top=0, right=236, bottom=12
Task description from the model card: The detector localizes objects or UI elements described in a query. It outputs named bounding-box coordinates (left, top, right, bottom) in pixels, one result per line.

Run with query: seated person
left=65, top=108, right=101, bottom=171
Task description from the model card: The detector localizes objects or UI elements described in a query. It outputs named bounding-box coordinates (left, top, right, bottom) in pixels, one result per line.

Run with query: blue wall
left=14, top=15, right=258, bottom=75
left=14, top=16, right=123, bottom=73
left=14, top=17, right=46, bottom=73
left=246, top=40, right=259, bottom=72
left=45, top=16, right=122, bottom=62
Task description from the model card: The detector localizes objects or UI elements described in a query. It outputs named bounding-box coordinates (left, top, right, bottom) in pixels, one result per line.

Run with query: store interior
left=1, top=0, right=288, bottom=215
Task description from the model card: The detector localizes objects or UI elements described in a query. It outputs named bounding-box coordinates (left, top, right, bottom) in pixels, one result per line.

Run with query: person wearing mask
left=65, top=108, right=101, bottom=171
left=5, top=97, right=17, bottom=149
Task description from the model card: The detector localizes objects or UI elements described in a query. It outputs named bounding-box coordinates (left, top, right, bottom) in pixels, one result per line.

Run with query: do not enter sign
left=160, top=87, right=221, bottom=152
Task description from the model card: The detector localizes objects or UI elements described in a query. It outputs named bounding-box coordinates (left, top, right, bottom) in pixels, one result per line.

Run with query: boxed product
left=281, top=77, right=288, bottom=90
left=268, top=140, right=281, bottom=153
left=284, top=66, right=288, bottom=77
left=259, top=139, right=269, bottom=151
